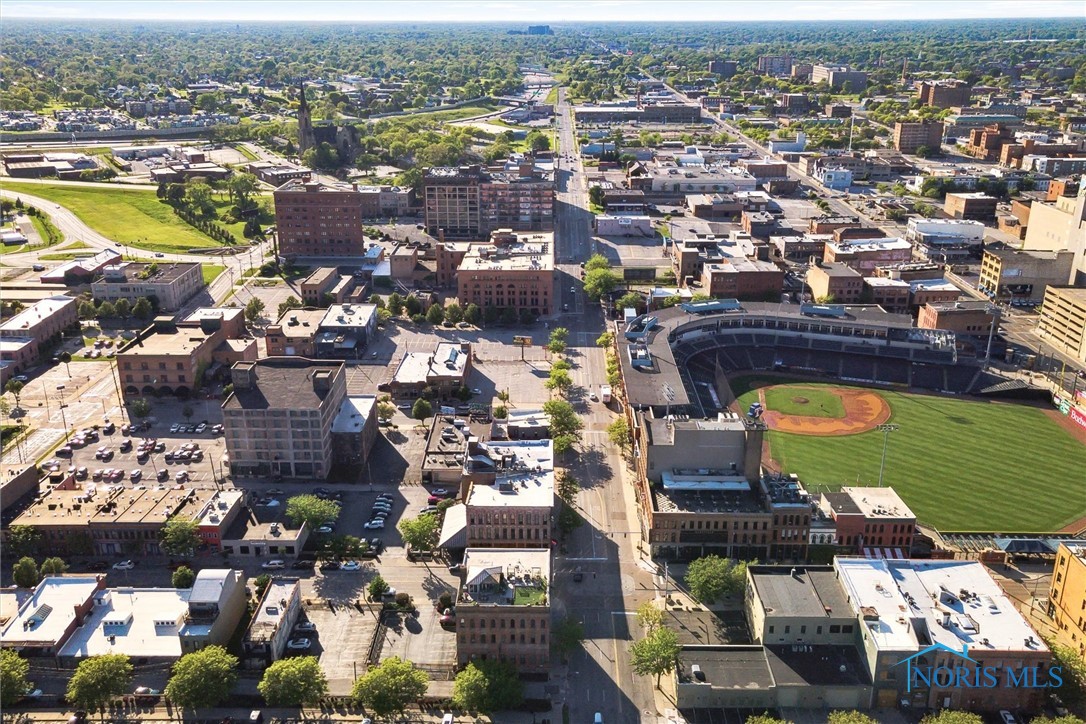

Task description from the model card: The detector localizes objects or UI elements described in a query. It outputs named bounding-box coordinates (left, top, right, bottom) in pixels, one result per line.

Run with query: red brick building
left=273, top=179, right=370, bottom=257
left=819, top=486, right=915, bottom=554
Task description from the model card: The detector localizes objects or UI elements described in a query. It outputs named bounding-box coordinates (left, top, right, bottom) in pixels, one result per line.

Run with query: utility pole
left=876, top=423, right=899, bottom=487
left=984, top=305, right=1001, bottom=370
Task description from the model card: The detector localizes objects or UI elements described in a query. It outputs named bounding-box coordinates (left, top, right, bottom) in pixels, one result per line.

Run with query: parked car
left=286, top=638, right=311, bottom=651
left=291, top=560, right=316, bottom=570
left=293, top=621, right=317, bottom=633
left=157, top=469, right=169, bottom=482
left=113, top=560, right=135, bottom=570
left=340, top=561, right=362, bottom=571
left=319, top=561, right=340, bottom=571
left=261, top=560, right=285, bottom=570
left=364, top=519, right=386, bottom=529
left=195, top=423, right=207, bottom=434
left=439, top=614, right=455, bottom=628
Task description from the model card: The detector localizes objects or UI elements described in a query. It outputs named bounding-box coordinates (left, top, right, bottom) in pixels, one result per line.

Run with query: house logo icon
left=892, top=643, right=976, bottom=692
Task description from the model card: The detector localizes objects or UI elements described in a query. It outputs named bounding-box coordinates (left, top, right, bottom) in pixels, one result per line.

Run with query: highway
left=551, top=86, right=659, bottom=724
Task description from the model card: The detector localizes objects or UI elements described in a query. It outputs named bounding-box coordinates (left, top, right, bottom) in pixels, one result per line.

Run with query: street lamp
left=876, top=423, right=899, bottom=487
left=56, top=384, right=71, bottom=442
left=984, top=304, right=1001, bottom=371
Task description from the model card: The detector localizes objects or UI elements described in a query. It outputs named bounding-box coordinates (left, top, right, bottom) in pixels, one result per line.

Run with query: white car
left=340, top=561, right=361, bottom=571
left=261, top=560, right=285, bottom=570
left=286, top=638, right=311, bottom=650
left=364, top=519, right=386, bottom=529
left=113, top=560, right=135, bottom=570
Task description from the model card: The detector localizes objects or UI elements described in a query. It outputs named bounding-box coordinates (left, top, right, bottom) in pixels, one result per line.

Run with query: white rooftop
left=393, top=343, right=469, bottom=385
left=58, top=587, right=190, bottom=659
left=0, top=295, right=75, bottom=333
left=909, top=278, right=958, bottom=293
left=834, top=558, right=921, bottom=653
left=863, top=276, right=910, bottom=288
left=840, top=487, right=915, bottom=518
left=828, top=237, right=912, bottom=254
left=248, top=579, right=300, bottom=642
left=319, top=303, right=377, bottom=331
left=1, top=576, right=102, bottom=647
left=466, top=440, right=555, bottom=509
left=332, top=395, right=377, bottom=434
left=191, top=489, right=244, bottom=528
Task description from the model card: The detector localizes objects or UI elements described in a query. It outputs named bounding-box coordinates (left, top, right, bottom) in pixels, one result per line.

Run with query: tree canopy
left=66, top=654, right=133, bottom=715
left=684, top=555, right=750, bottom=604
left=630, top=626, right=681, bottom=688
left=398, top=513, right=439, bottom=551
left=258, top=656, right=328, bottom=706
left=285, top=494, right=341, bottom=530
left=159, top=518, right=201, bottom=556
left=451, top=659, right=523, bottom=713
left=165, top=646, right=238, bottom=710
left=351, top=656, right=428, bottom=719
left=0, top=650, right=31, bottom=707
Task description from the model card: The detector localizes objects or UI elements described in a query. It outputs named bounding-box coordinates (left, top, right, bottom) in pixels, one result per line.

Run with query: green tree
left=630, top=626, right=681, bottom=688
left=227, top=172, right=259, bottom=206
left=254, top=574, right=272, bottom=598
left=545, top=367, right=573, bottom=395
left=1048, top=643, right=1086, bottom=711
left=607, top=418, right=631, bottom=450
left=426, top=303, right=445, bottom=325
left=552, top=616, right=585, bottom=658
left=376, top=399, right=396, bottom=420
left=827, top=712, right=879, bottom=724
left=185, top=182, right=216, bottom=218
left=452, top=659, right=523, bottom=713
left=556, top=471, right=580, bottom=504
left=277, top=295, right=302, bottom=319
left=398, top=513, right=439, bottom=551
left=4, top=379, right=24, bottom=409
left=58, top=351, right=73, bottom=377
left=95, top=300, right=115, bottom=320
left=40, top=557, right=68, bottom=576
left=1028, top=718, right=1086, bottom=724
left=6, top=526, right=41, bottom=557
left=367, top=574, right=390, bottom=600
left=616, top=291, right=643, bottom=313
left=411, top=397, right=433, bottom=421
left=351, top=656, right=428, bottom=719
left=160, top=518, right=201, bottom=556
left=165, top=646, right=238, bottom=711
left=584, top=253, right=610, bottom=271
left=746, top=716, right=793, bottom=724
left=171, top=566, right=196, bottom=589
left=131, top=398, right=152, bottom=418
left=113, top=298, right=131, bottom=319
left=918, top=713, right=983, bottom=724
left=0, top=649, right=31, bottom=707
left=258, top=656, right=328, bottom=706
left=404, top=294, right=422, bottom=316
left=526, top=130, right=551, bottom=152
left=12, top=556, right=39, bottom=588
left=244, top=297, right=266, bottom=324
left=685, top=555, right=749, bottom=604
left=543, top=399, right=583, bottom=453
left=637, top=601, right=664, bottom=631
left=66, top=654, right=133, bottom=718
left=285, top=494, right=341, bottom=530
left=463, top=303, right=481, bottom=325
left=132, top=297, right=154, bottom=319
left=588, top=185, right=605, bottom=208
left=444, top=302, right=463, bottom=324
left=387, top=293, right=404, bottom=316
left=196, top=92, right=221, bottom=112
left=583, top=268, right=618, bottom=301
left=79, top=300, right=97, bottom=320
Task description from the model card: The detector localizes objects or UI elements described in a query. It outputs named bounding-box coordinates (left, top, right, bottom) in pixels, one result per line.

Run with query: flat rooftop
left=0, top=295, right=74, bottom=332
left=331, top=395, right=376, bottom=434
left=749, top=566, right=852, bottom=619
left=191, top=490, right=245, bottom=528
left=653, top=485, right=764, bottom=515
left=58, top=587, right=190, bottom=659
left=765, top=644, right=870, bottom=687
left=839, top=486, right=915, bottom=519
left=909, top=279, right=958, bottom=293
left=182, top=306, right=244, bottom=325
left=273, top=307, right=325, bottom=337
left=394, top=343, right=470, bottom=385
left=465, top=440, right=554, bottom=509
left=458, top=233, right=554, bottom=272
left=1, top=576, right=102, bottom=647
left=224, top=358, right=343, bottom=411
left=12, top=485, right=214, bottom=528
left=461, top=548, right=550, bottom=607
left=827, top=237, right=911, bottom=254
left=676, top=646, right=773, bottom=689
left=98, top=262, right=199, bottom=284
left=275, top=178, right=358, bottom=194
left=248, top=579, right=300, bottom=643
left=119, top=331, right=215, bottom=357
left=320, top=303, right=377, bottom=331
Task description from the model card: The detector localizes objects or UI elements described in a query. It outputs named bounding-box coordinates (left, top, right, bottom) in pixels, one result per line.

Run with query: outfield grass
left=2, top=181, right=227, bottom=254
left=762, top=386, right=845, bottom=419
left=734, top=377, right=1086, bottom=532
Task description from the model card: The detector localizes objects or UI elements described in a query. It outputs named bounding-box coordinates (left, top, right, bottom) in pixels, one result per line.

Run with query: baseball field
left=732, top=376, right=1086, bottom=533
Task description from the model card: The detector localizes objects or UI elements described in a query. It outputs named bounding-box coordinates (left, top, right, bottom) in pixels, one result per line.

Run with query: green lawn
left=2, top=181, right=229, bottom=255
left=762, top=385, right=845, bottom=419
left=202, top=265, right=226, bottom=285
left=734, top=378, right=1086, bottom=532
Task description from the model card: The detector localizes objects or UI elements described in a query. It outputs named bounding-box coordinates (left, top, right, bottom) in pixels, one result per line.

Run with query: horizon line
left=6, top=16, right=1085, bottom=23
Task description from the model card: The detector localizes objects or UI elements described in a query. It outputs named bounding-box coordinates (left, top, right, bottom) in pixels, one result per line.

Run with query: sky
left=3, top=0, right=1084, bottom=23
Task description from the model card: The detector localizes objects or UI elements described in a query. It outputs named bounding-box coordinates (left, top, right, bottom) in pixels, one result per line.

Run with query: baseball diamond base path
left=757, top=384, right=891, bottom=436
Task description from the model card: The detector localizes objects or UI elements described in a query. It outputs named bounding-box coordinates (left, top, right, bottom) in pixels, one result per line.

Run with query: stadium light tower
left=876, top=423, right=900, bottom=487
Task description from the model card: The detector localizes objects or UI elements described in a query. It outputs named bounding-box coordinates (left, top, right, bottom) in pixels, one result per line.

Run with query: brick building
left=0, top=295, right=78, bottom=379
left=892, top=121, right=944, bottom=154
left=91, top=261, right=205, bottom=312
left=273, top=179, right=370, bottom=257
left=944, top=192, right=999, bottom=221
left=456, top=230, right=554, bottom=318
left=462, top=439, right=554, bottom=548
left=806, top=262, right=864, bottom=303
left=917, top=80, right=971, bottom=109
left=818, top=486, right=915, bottom=555
left=918, top=301, right=997, bottom=335
left=700, top=258, right=784, bottom=301
left=424, top=164, right=553, bottom=239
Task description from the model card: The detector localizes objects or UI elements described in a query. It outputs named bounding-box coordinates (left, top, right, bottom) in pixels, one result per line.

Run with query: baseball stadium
left=618, top=299, right=1086, bottom=533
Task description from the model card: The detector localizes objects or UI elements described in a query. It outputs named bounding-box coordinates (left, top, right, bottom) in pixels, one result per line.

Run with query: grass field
left=762, top=386, right=845, bottom=419
left=3, top=181, right=228, bottom=255
left=202, top=265, right=226, bottom=285
left=733, top=376, right=1086, bottom=532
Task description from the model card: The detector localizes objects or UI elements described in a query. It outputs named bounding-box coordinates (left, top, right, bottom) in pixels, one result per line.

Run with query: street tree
left=12, top=557, right=39, bottom=588
left=1048, top=643, right=1086, bottom=711
left=404, top=294, right=421, bottom=316
left=630, top=626, right=681, bottom=689
left=59, top=351, right=72, bottom=377
left=367, top=574, right=391, bottom=600
left=171, top=566, right=196, bottom=589
left=376, top=399, right=396, bottom=420
left=588, top=185, right=605, bottom=207
left=165, top=646, right=238, bottom=711
left=584, top=253, right=610, bottom=271
left=919, top=713, right=983, bottom=724
left=40, top=557, right=68, bottom=576
left=606, top=418, right=631, bottom=451
left=411, top=397, right=433, bottom=421
left=463, top=303, right=481, bottom=325
left=685, top=555, right=750, bottom=604
left=583, top=268, right=618, bottom=301
left=556, top=472, right=580, bottom=504
left=79, top=300, right=97, bottom=319
left=160, top=518, right=201, bottom=556
left=545, top=367, right=573, bottom=395
left=387, top=293, right=404, bottom=316
left=258, top=656, right=328, bottom=706
left=132, top=297, right=154, bottom=319
left=244, top=297, right=266, bottom=324
left=67, top=654, right=133, bottom=717
left=616, top=291, right=643, bottom=313
left=543, top=399, right=583, bottom=454
left=746, top=716, right=793, bottom=724
left=285, top=494, right=341, bottom=530
left=0, top=649, right=31, bottom=707
left=398, top=513, right=439, bottom=551
left=596, top=331, right=614, bottom=348
left=452, top=659, right=523, bottom=713
left=113, top=298, right=131, bottom=319
left=636, top=601, right=664, bottom=632
left=444, top=302, right=463, bottom=324
left=6, top=526, right=41, bottom=557
left=5, top=380, right=24, bottom=408
left=552, top=616, right=585, bottom=658
left=827, top=712, right=879, bottom=724
left=351, top=656, right=428, bottom=720
left=426, top=303, right=445, bottom=325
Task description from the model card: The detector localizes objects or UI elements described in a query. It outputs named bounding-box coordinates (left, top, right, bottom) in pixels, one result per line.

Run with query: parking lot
left=302, top=603, right=381, bottom=695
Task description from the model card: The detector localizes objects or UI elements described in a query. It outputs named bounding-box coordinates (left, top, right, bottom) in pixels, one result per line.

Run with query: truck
left=599, top=384, right=612, bottom=404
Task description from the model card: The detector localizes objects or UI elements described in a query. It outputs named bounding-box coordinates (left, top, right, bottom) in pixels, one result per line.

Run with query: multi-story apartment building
left=462, top=439, right=554, bottom=548
left=806, top=261, right=864, bottom=303
left=917, top=80, right=971, bottom=109
left=823, top=238, right=913, bottom=273
left=892, top=121, right=944, bottom=154
left=633, top=411, right=810, bottom=561
left=1037, top=286, right=1086, bottom=364
left=222, top=358, right=347, bottom=480
left=979, top=248, right=1075, bottom=303
left=700, top=258, right=784, bottom=301
left=118, top=308, right=254, bottom=400
left=91, top=261, right=205, bottom=312
left=818, top=486, right=915, bottom=554
left=757, top=55, right=793, bottom=77
left=455, top=548, right=551, bottom=674
left=1047, top=541, right=1086, bottom=662
left=811, top=65, right=868, bottom=91
left=424, top=165, right=554, bottom=240
left=456, top=230, right=554, bottom=317
left=273, top=179, right=370, bottom=257
left=0, top=295, right=78, bottom=381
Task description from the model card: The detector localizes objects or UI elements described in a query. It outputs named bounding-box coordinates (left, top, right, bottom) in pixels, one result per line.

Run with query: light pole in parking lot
left=56, top=384, right=71, bottom=442
left=876, top=423, right=899, bottom=488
